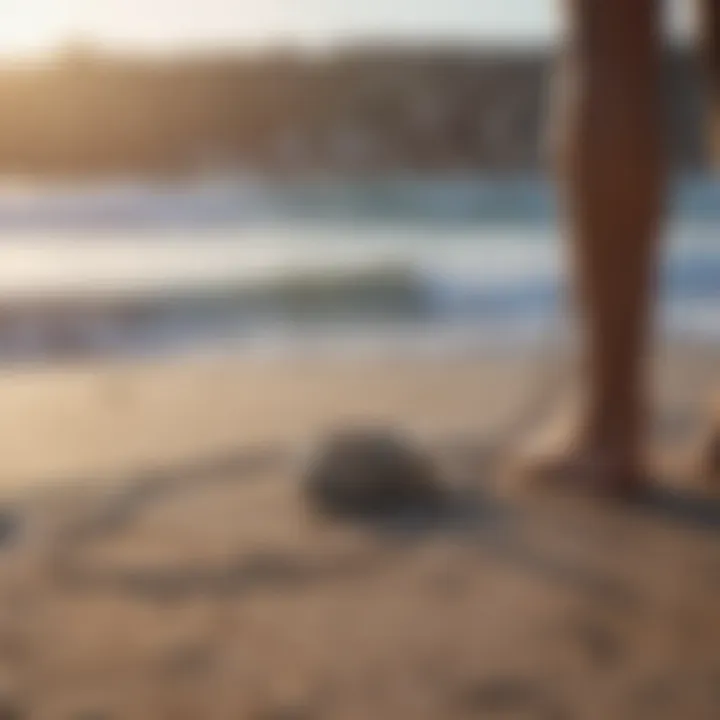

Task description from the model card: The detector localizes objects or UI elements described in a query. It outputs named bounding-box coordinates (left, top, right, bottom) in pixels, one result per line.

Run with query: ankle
left=578, top=408, right=644, bottom=462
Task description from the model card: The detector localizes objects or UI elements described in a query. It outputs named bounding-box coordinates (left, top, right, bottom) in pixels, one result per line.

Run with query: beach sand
left=1, top=348, right=720, bottom=718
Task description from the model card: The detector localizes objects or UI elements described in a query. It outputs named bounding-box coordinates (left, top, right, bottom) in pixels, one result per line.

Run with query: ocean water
left=0, top=176, right=717, bottom=362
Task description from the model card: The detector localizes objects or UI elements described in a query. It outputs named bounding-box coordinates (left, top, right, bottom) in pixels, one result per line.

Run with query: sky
left=0, top=0, right=690, bottom=56
left=0, top=0, right=560, bottom=54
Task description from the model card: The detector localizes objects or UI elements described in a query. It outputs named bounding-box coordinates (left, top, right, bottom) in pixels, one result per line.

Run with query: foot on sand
left=501, top=414, right=647, bottom=501
left=504, top=447, right=647, bottom=501
left=695, top=424, right=720, bottom=489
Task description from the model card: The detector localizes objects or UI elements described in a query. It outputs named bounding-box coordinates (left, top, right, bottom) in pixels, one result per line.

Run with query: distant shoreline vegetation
left=0, top=44, right=708, bottom=179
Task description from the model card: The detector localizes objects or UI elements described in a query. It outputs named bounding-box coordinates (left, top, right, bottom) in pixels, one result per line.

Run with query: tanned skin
left=699, top=0, right=720, bottom=165
left=515, top=1, right=720, bottom=496
left=516, top=1, right=666, bottom=496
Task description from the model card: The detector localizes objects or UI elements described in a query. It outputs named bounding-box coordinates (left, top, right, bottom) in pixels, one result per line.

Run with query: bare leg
left=695, top=0, right=720, bottom=482
left=699, top=0, right=720, bottom=166
left=510, top=0, right=666, bottom=497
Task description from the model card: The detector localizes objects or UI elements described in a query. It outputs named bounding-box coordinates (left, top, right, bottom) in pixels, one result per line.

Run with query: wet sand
left=0, top=348, right=720, bottom=718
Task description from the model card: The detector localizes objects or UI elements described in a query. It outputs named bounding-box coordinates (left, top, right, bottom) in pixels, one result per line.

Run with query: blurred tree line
left=0, top=44, right=707, bottom=178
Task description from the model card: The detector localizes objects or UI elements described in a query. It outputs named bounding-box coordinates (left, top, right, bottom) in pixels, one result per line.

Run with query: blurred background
left=3, top=6, right=720, bottom=719
left=0, top=0, right=715, bottom=364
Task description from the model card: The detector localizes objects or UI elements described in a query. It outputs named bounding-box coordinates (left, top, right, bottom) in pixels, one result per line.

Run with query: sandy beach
left=1, top=348, right=720, bottom=718
left=0, top=6, right=716, bottom=715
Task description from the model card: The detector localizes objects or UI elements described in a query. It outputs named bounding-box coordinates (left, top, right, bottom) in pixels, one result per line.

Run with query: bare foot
left=500, top=411, right=647, bottom=501
left=694, top=424, right=720, bottom=489
left=503, top=447, right=646, bottom=502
